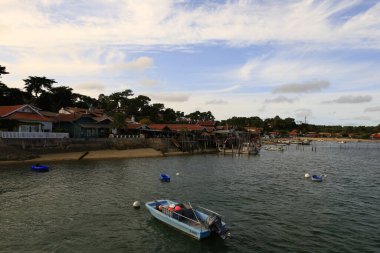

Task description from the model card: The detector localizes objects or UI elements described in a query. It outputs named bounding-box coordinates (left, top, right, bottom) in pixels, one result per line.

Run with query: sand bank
left=0, top=148, right=165, bottom=165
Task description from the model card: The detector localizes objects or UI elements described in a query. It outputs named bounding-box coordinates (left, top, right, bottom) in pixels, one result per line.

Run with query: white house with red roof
left=0, top=104, right=68, bottom=138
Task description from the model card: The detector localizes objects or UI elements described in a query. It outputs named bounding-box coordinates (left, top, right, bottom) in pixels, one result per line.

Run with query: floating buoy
left=176, top=172, right=180, bottom=176
left=132, top=201, right=140, bottom=208
left=305, top=173, right=310, bottom=178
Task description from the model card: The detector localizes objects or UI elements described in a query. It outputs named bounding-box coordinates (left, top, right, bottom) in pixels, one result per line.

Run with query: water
left=1, top=142, right=379, bottom=252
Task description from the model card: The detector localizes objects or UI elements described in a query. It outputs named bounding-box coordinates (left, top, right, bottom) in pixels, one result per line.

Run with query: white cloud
left=265, top=96, right=297, bottom=103
left=139, top=79, right=157, bottom=87
left=323, top=95, right=372, bottom=104
left=273, top=80, right=330, bottom=94
left=364, top=106, right=380, bottom=112
left=74, top=82, right=105, bottom=91
left=148, top=92, right=190, bottom=103
left=123, top=57, right=153, bottom=71
left=205, top=99, right=228, bottom=105
left=1, top=0, right=379, bottom=48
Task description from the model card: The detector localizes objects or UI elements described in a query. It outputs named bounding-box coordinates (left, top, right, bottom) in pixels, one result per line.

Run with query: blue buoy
left=31, top=164, right=49, bottom=172
left=160, top=173, right=170, bottom=182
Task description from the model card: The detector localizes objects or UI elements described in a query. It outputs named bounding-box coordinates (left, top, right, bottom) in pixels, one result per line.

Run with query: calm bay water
left=1, top=142, right=379, bottom=252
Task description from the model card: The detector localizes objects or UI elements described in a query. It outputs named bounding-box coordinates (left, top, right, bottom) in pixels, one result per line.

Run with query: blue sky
left=1, top=0, right=379, bottom=126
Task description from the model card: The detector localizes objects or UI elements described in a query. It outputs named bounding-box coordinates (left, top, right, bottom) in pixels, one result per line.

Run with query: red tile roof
left=5, top=112, right=52, bottom=122
left=0, top=105, right=25, bottom=117
left=149, top=124, right=170, bottom=131
left=54, top=113, right=82, bottom=122
left=127, top=123, right=146, bottom=129
left=197, top=120, right=216, bottom=127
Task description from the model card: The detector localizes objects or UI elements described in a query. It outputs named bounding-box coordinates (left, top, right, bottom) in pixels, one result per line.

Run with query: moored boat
left=160, top=173, right=170, bottom=182
left=311, top=175, right=323, bottom=182
left=30, top=164, right=49, bottom=172
left=145, top=199, right=229, bottom=240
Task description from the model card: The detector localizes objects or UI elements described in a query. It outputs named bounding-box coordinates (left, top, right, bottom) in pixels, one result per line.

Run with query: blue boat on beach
left=311, top=175, right=323, bottom=182
left=31, top=164, right=49, bottom=172
left=160, top=173, right=170, bottom=182
left=145, top=199, right=229, bottom=240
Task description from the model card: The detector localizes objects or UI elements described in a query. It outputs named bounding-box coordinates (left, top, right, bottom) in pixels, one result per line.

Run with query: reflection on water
left=1, top=142, right=379, bottom=252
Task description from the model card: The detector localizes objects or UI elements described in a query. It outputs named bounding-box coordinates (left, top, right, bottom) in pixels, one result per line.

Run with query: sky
left=1, top=0, right=380, bottom=126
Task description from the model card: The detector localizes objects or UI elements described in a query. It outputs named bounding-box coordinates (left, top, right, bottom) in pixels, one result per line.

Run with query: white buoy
left=176, top=172, right=180, bottom=176
left=132, top=201, right=140, bottom=208
left=305, top=173, right=310, bottom=178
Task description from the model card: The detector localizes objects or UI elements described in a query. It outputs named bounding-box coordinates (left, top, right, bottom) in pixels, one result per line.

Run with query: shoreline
left=0, top=148, right=164, bottom=165
left=0, top=148, right=217, bottom=165
left=1, top=138, right=379, bottom=165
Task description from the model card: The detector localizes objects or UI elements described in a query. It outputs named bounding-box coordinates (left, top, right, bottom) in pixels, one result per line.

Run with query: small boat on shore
left=145, top=199, right=230, bottom=240
left=160, top=173, right=170, bottom=182
left=30, top=164, right=49, bottom=172
left=311, top=175, right=323, bottom=182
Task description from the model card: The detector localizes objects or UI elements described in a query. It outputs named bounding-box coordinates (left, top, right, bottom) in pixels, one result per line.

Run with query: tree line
left=0, top=65, right=214, bottom=126
left=1, top=65, right=379, bottom=137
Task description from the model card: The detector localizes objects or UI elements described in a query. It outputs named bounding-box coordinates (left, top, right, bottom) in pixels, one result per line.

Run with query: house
left=0, top=104, right=68, bottom=138
left=54, top=107, right=112, bottom=138
left=289, top=129, right=299, bottom=138
left=0, top=104, right=52, bottom=132
left=370, top=133, right=380, bottom=139
left=147, top=124, right=210, bottom=138
left=197, top=120, right=217, bottom=133
left=319, top=132, right=332, bottom=138
left=304, top=132, right=319, bottom=138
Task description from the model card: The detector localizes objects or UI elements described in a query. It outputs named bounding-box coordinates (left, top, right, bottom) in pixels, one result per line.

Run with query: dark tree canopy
left=23, top=76, right=56, bottom=99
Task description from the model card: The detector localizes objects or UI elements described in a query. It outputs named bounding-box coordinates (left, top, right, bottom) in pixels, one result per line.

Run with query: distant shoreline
left=292, top=137, right=380, bottom=143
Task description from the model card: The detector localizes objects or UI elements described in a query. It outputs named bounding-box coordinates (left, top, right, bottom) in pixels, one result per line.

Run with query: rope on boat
left=188, top=202, right=202, bottom=225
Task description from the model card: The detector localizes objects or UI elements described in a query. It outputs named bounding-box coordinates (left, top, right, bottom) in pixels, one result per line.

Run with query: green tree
left=0, top=84, right=29, bottom=106
left=23, top=76, right=56, bottom=99
left=162, top=108, right=177, bottom=123
left=111, top=112, right=127, bottom=129
left=0, top=65, right=9, bottom=85
left=73, top=94, right=99, bottom=109
left=37, top=86, right=75, bottom=111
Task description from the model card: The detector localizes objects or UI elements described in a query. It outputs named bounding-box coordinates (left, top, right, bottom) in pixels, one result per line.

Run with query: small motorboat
left=311, top=175, right=323, bottom=182
left=31, top=164, right=49, bottom=172
left=160, top=173, right=170, bottom=182
left=145, top=199, right=230, bottom=240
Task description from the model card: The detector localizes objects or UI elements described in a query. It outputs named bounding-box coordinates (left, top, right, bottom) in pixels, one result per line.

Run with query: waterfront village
left=1, top=104, right=380, bottom=162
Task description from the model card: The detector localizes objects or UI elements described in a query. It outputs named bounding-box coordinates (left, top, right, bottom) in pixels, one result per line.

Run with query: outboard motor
left=206, top=213, right=229, bottom=239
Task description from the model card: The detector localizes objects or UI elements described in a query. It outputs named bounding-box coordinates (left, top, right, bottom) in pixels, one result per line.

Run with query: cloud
left=74, top=82, right=105, bottom=91
left=149, top=92, right=190, bottom=102
left=265, top=96, right=297, bottom=103
left=324, top=95, right=372, bottom=104
left=295, top=109, right=313, bottom=122
left=113, top=57, right=153, bottom=72
left=364, top=106, right=380, bottom=112
left=238, top=60, right=259, bottom=81
left=215, top=84, right=240, bottom=93
left=2, top=1, right=379, bottom=48
left=139, top=79, right=157, bottom=86
left=273, top=80, right=330, bottom=94
left=205, top=99, right=228, bottom=105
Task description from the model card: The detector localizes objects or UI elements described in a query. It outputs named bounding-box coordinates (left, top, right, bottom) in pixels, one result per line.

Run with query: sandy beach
left=0, top=148, right=167, bottom=165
